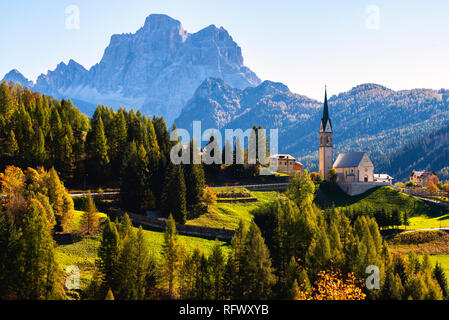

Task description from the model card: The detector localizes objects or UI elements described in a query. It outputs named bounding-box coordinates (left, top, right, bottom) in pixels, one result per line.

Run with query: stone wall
left=337, top=181, right=391, bottom=196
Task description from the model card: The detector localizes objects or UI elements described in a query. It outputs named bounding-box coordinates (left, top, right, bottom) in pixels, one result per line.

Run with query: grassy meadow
left=56, top=210, right=230, bottom=291
left=186, top=191, right=280, bottom=229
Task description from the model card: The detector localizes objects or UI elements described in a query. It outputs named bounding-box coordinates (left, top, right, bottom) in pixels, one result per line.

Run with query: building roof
left=333, top=152, right=366, bottom=168
left=374, top=174, right=394, bottom=180
left=321, top=87, right=332, bottom=130
left=410, top=170, right=437, bottom=178
left=270, top=154, right=296, bottom=160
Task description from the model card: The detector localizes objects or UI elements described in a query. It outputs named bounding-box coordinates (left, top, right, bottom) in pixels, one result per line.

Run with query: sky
left=1, top=0, right=449, bottom=100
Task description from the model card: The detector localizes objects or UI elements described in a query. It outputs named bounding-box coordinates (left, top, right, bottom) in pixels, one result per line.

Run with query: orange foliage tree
left=296, top=270, right=366, bottom=300
left=425, top=181, right=439, bottom=195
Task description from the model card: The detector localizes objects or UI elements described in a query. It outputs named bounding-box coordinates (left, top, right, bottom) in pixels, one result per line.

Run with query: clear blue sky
left=1, top=0, right=448, bottom=100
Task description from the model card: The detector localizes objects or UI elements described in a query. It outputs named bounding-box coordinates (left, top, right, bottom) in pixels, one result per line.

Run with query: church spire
left=321, top=86, right=331, bottom=130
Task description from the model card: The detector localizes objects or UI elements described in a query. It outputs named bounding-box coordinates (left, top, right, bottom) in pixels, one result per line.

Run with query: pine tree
left=0, top=81, right=14, bottom=116
left=209, top=240, right=225, bottom=299
left=88, top=116, right=109, bottom=183
left=161, top=164, right=187, bottom=224
left=203, top=134, right=221, bottom=178
left=80, top=191, right=100, bottom=235
left=17, top=199, right=64, bottom=299
left=433, top=262, right=448, bottom=298
left=380, top=270, right=404, bottom=300
left=240, top=221, right=276, bottom=299
left=45, top=167, right=74, bottom=232
left=0, top=211, right=20, bottom=299
left=109, top=110, right=128, bottom=172
left=184, top=140, right=206, bottom=215
left=97, top=218, right=121, bottom=293
left=161, top=214, right=182, bottom=298
left=105, top=288, right=115, bottom=300
left=120, top=142, right=154, bottom=212
left=32, top=128, right=46, bottom=167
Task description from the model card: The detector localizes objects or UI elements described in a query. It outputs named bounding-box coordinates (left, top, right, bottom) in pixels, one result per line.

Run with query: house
left=409, top=170, right=439, bottom=187
left=333, top=152, right=374, bottom=183
left=269, top=154, right=303, bottom=175
left=373, top=174, right=394, bottom=184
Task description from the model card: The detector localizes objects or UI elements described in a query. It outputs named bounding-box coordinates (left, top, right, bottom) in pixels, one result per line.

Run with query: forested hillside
left=176, top=80, right=449, bottom=170
left=377, top=124, right=449, bottom=182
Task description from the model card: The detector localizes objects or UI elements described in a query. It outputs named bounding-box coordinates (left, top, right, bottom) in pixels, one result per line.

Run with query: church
left=318, top=87, right=390, bottom=195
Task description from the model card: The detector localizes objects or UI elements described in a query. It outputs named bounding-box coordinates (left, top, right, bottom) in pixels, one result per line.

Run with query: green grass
left=427, top=255, right=449, bottom=274
left=71, top=210, right=108, bottom=230
left=186, top=191, right=281, bottom=229
left=318, top=185, right=444, bottom=216
left=56, top=210, right=230, bottom=290
left=56, top=236, right=101, bottom=291
left=404, top=213, right=449, bottom=230
left=213, top=187, right=251, bottom=193
left=316, top=185, right=449, bottom=230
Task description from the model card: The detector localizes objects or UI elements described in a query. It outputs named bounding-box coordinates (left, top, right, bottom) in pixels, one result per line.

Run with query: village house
left=373, top=174, right=394, bottom=184
left=269, top=154, right=303, bottom=175
left=409, top=170, right=439, bottom=187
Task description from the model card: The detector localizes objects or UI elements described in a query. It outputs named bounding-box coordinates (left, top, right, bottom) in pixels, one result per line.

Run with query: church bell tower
left=319, top=87, right=333, bottom=180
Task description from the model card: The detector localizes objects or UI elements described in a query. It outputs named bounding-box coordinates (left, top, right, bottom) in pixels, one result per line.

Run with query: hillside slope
left=377, top=124, right=449, bottom=181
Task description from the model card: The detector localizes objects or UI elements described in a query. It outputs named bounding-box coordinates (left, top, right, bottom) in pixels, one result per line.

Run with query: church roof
left=333, top=152, right=366, bottom=168
left=321, top=87, right=332, bottom=130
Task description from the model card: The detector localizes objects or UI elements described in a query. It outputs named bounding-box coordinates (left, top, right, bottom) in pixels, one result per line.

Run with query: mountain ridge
left=2, top=14, right=261, bottom=124
left=175, top=78, right=449, bottom=172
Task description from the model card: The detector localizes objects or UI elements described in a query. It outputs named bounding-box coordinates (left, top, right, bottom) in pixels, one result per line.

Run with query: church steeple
left=321, top=86, right=332, bottom=131
left=319, top=86, right=333, bottom=180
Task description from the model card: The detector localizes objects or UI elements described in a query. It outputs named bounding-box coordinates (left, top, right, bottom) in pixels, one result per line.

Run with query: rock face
left=176, top=80, right=449, bottom=171
left=2, top=69, right=33, bottom=87
left=2, top=14, right=260, bottom=124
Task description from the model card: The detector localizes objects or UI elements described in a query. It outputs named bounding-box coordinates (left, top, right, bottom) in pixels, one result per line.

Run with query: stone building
left=333, top=152, right=374, bottom=183
left=409, top=170, right=439, bottom=187
left=269, top=154, right=303, bottom=175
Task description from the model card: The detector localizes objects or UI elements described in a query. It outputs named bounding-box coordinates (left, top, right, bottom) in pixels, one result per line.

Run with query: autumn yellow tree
left=309, top=172, right=323, bottom=183
left=426, top=181, right=439, bottom=195
left=80, top=191, right=100, bottom=235
left=202, top=187, right=217, bottom=208
left=296, top=270, right=366, bottom=300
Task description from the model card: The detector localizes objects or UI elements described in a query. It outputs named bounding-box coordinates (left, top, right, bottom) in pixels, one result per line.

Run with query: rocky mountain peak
left=2, top=69, right=33, bottom=87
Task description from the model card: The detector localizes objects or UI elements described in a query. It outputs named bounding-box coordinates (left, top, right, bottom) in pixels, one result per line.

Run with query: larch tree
left=161, top=214, right=182, bottom=298
left=80, top=191, right=100, bottom=235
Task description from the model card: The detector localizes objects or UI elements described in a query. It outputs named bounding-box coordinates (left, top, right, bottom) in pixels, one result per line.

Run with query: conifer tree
left=80, top=191, right=100, bottom=235
left=88, top=116, right=109, bottom=183
left=240, top=221, right=276, bottom=299
left=32, top=128, right=46, bottom=167
left=17, top=199, right=64, bottom=299
left=209, top=240, right=226, bottom=300
left=0, top=81, right=14, bottom=115
left=161, top=214, right=182, bottom=298
left=0, top=211, right=20, bottom=299
left=98, top=218, right=121, bottom=293
left=184, top=139, right=206, bottom=215
left=433, top=262, right=448, bottom=298
left=105, top=288, right=115, bottom=300
left=161, top=164, right=187, bottom=224
left=120, top=142, right=154, bottom=212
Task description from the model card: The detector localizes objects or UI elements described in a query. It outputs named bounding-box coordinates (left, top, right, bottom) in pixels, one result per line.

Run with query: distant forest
left=377, top=123, right=449, bottom=182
